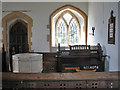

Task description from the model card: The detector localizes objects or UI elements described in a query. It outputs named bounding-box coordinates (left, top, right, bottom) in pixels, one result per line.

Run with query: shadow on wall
left=0, top=50, right=2, bottom=72
left=102, top=45, right=110, bottom=72
left=0, top=50, right=1, bottom=89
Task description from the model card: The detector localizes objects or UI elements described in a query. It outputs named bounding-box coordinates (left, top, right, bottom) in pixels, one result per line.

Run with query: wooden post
left=2, top=44, right=8, bottom=72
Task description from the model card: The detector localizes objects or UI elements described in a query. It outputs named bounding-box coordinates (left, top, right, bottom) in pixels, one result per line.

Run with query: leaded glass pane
left=69, top=18, right=80, bottom=45
left=56, top=18, right=67, bottom=46
left=63, top=13, right=72, bottom=25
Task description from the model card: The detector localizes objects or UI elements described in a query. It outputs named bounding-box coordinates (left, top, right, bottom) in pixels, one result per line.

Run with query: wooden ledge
left=1, top=72, right=119, bottom=81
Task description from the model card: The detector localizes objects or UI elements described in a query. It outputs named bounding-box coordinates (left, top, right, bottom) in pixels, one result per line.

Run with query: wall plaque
left=108, top=10, right=116, bottom=44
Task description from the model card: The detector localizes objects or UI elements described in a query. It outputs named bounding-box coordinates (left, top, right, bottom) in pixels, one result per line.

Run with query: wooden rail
left=2, top=72, right=120, bottom=89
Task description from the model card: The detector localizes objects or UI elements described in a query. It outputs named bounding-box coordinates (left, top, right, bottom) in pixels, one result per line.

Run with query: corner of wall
left=118, top=1, right=120, bottom=71
left=88, top=2, right=119, bottom=71
left=0, top=0, right=2, bottom=88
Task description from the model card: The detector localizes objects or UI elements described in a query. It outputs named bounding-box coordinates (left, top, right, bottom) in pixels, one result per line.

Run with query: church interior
left=0, top=1, right=120, bottom=89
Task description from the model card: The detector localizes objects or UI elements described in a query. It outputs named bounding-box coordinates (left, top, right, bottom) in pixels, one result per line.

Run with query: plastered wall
left=118, top=1, right=120, bottom=71
left=2, top=2, right=88, bottom=52
left=0, top=0, right=2, bottom=88
left=88, top=2, right=119, bottom=71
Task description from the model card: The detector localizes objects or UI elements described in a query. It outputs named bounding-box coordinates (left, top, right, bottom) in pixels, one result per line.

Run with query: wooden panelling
left=2, top=80, right=119, bottom=89
left=43, top=53, right=57, bottom=62
left=43, top=62, right=57, bottom=73
left=2, top=72, right=119, bottom=89
left=87, top=81, right=100, bottom=88
left=2, top=72, right=119, bottom=81
left=107, top=80, right=118, bottom=88
left=99, top=81, right=108, bottom=88
left=42, top=52, right=57, bottom=72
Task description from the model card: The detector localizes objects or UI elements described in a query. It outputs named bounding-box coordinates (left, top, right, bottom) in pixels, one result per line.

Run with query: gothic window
left=50, top=5, right=87, bottom=51
left=69, top=18, right=80, bottom=45
left=56, top=18, right=67, bottom=46
left=55, top=11, right=80, bottom=46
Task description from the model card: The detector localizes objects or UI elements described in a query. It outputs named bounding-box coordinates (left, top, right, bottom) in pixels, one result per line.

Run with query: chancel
left=0, top=1, right=120, bottom=89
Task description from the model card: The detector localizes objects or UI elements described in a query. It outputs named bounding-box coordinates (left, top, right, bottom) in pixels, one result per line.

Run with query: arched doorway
left=2, top=11, right=33, bottom=71
left=9, top=20, right=29, bottom=72
left=2, top=11, right=33, bottom=52
left=9, top=21, right=29, bottom=54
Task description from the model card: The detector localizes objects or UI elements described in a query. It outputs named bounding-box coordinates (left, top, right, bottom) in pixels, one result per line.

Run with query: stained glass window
left=55, top=11, right=80, bottom=46
left=63, top=13, right=72, bottom=25
left=56, top=18, right=67, bottom=46
left=69, top=18, right=80, bottom=45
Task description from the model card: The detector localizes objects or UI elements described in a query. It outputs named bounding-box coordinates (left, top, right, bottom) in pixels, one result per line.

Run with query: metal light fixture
left=89, top=27, right=95, bottom=36
left=92, top=27, right=95, bottom=36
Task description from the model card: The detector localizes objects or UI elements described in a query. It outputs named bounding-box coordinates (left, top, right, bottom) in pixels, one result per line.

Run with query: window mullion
left=55, top=22, right=57, bottom=47
left=55, top=17, right=59, bottom=47
left=67, top=24, right=69, bottom=46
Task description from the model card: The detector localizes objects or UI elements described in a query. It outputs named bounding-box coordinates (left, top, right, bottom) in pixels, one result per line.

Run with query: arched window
left=68, top=17, right=80, bottom=45
left=55, top=11, right=80, bottom=46
left=56, top=18, right=67, bottom=46
left=50, top=5, right=87, bottom=51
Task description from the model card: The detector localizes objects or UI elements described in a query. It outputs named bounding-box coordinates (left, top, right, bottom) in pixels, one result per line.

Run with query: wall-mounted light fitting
left=92, top=27, right=95, bottom=36
left=89, top=27, right=95, bottom=36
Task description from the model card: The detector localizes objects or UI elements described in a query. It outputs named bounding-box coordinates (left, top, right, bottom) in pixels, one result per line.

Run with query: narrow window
left=69, top=18, right=80, bottom=45
left=56, top=18, right=67, bottom=46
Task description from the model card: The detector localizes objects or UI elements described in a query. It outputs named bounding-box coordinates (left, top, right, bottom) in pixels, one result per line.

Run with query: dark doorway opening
left=9, top=21, right=29, bottom=71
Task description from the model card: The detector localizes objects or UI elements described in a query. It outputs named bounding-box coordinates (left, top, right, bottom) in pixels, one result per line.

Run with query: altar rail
left=2, top=72, right=120, bottom=89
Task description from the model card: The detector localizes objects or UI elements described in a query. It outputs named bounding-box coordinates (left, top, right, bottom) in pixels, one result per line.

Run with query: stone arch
left=49, top=5, right=88, bottom=51
left=2, top=11, right=33, bottom=51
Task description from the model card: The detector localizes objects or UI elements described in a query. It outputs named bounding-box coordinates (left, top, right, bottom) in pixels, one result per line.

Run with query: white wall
left=103, top=2, right=118, bottom=71
left=0, top=1, right=2, bottom=70
left=118, top=1, right=120, bottom=71
left=0, top=0, right=2, bottom=89
left=0, top=0, right=2, bottom=50
left=2, top=2, right=88, bottom=52
left=88, top=2, right=119, bottom=71
left=87, top=2, right=104, bottom=45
